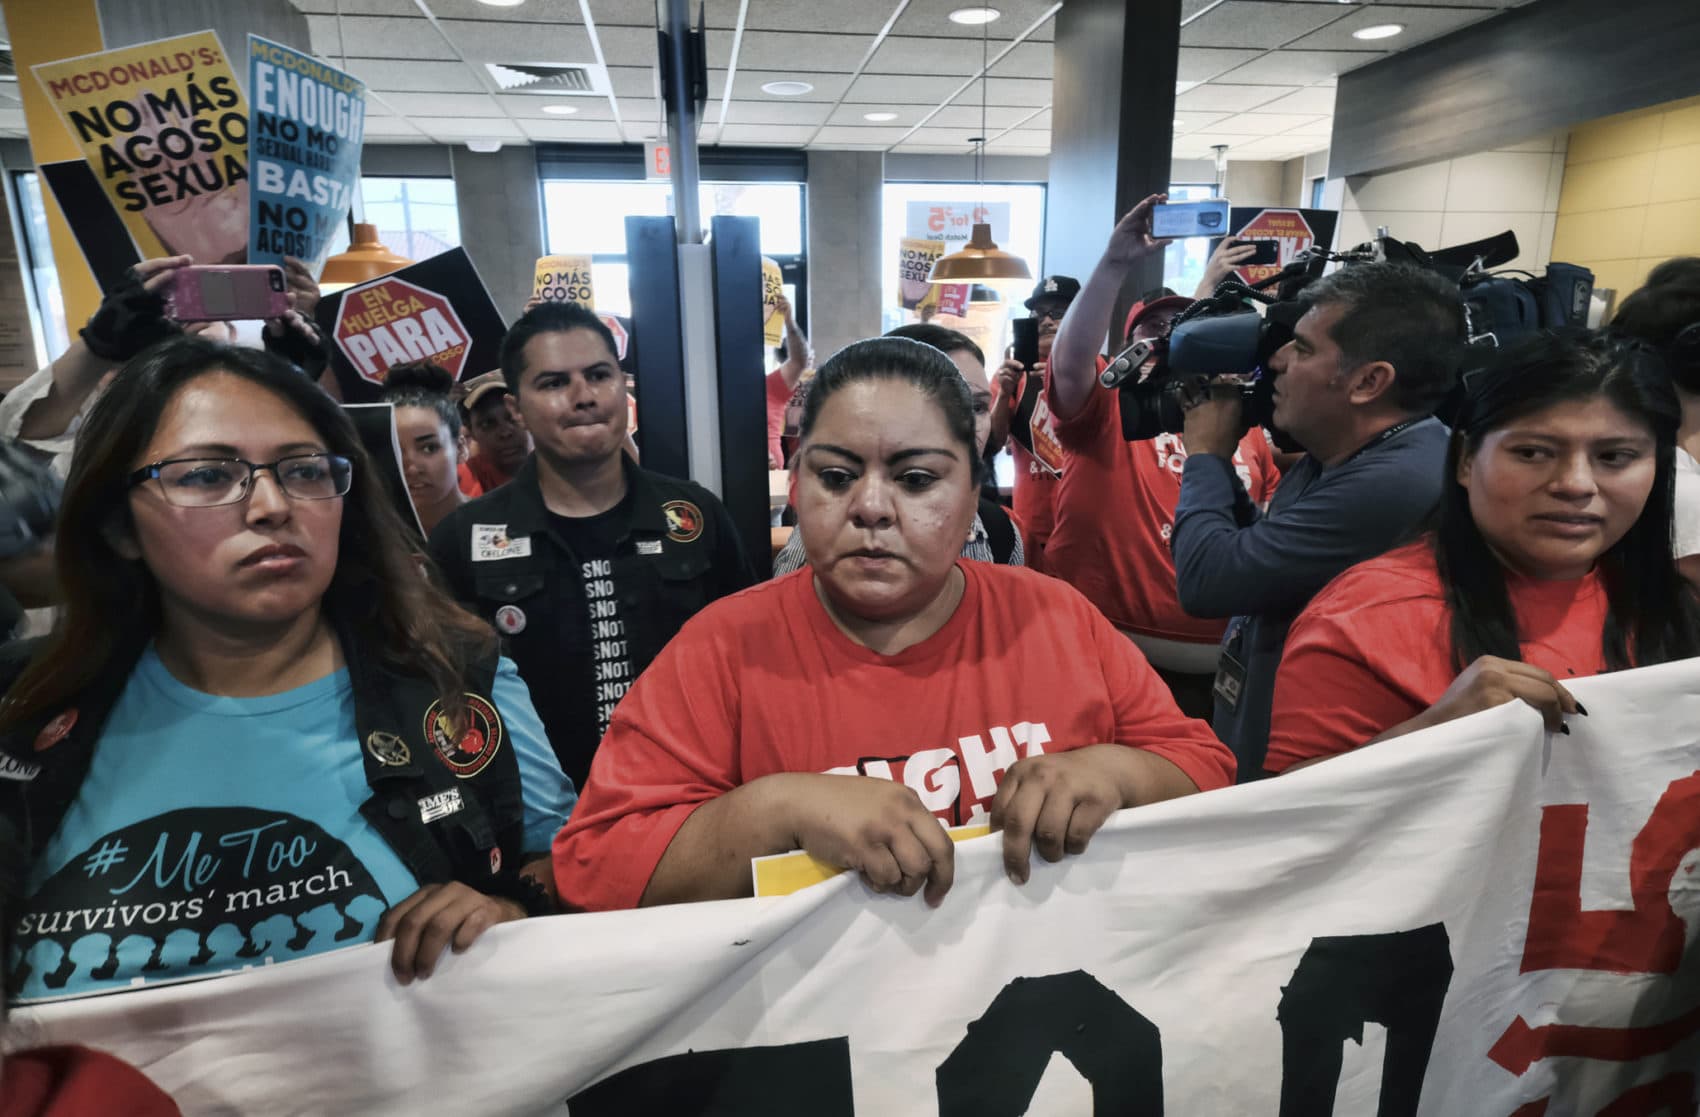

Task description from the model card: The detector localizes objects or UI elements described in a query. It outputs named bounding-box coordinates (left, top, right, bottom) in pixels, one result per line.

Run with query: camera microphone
left=1099, top=338, right=1158, bottom=389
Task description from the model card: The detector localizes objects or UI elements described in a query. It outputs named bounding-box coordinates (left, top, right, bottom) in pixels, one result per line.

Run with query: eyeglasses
left=127, top=453, right=353, bottom=508
left=1031, top=305, right=1067, bottom=322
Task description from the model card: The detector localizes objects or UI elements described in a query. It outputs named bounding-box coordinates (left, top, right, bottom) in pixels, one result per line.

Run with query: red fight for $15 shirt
left=553, top=561, right=1235, bottom=911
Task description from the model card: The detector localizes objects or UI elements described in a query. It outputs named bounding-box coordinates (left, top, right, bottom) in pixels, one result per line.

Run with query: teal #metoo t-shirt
left=9, top=649, right=574, bottom=1002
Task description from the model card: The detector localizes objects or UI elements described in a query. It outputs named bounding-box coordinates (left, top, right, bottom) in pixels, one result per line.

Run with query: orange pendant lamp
left=320, top=222, right=412, bottom=293
left=927, top=13, right=1031, bottom=287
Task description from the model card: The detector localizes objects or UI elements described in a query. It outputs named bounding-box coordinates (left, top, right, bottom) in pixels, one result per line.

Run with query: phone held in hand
left=1232, top=238, right=1281, bottom=266
left=1011, top=317, right=1041, bottom=368
left=1151, top=200, right=1231, bottom=239
left=164, top=265, right=290, bottom=322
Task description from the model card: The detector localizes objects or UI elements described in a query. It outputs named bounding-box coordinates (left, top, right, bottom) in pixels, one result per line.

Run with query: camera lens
left=270, top=271, right=285, bottom=291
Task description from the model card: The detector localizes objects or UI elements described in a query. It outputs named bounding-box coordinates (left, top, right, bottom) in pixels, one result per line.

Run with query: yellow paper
left=534, top=253, right=594, bottom=309
left=761, top=255, right=784, bottom=346
left=898, top=236, right=946, bottom=311
left=33, top=31, right=250, bottom=264
left=752, top=824, right=992, bottom=898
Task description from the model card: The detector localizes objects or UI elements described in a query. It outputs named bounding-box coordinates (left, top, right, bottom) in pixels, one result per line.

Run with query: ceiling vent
left=486, top=62, right=609, bottom=97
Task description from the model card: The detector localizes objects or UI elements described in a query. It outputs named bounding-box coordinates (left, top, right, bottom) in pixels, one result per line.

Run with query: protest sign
left=906, top=200, right=1010, bottom=254
left=534, top=254, right=595, bottom=308
left=20, top=659, right=1699, bottom=1115
left=898, top=236, right=945, bottom=311
left=33, top=31, right=249, bottom=264
left=761, top=256, right=784, bottom=346
left=315, top=247, right=507, bottom=403
left=247, top=35, right=365, bottom=271
left=1222, top=207, right=1339, bottom=287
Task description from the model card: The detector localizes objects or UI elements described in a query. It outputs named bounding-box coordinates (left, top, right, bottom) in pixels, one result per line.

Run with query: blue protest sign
left=247, top=35, right=365, bottom=272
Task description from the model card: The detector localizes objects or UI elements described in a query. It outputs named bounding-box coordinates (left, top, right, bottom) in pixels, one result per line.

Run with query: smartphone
left=164, top=265, right=290, bottom=321
left=1011, top=317, right=1040, bottom=368
left=1233, top=238, right=1281, bottom=266
left=1152, top=199, right=1230, bottom=239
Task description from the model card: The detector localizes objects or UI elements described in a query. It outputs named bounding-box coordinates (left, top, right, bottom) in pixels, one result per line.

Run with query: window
left=879, top=181, right=1047, bottom=343
left=11, top=172, right=70, bottom=370
left=1161, top=182, right=1221, bottom=300
left=540, top=180, right=806, bottom=321
left=1309, top=176, right=1326, bottom=209
left=324, top=176, right=462, bottom=262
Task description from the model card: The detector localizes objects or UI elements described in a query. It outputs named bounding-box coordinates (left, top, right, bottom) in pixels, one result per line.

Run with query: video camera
left=1105, top=230, right=1595, bottom=444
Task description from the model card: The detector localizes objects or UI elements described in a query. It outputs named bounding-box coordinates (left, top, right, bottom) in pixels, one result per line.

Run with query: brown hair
left=0, top=337, right=496, bottom=732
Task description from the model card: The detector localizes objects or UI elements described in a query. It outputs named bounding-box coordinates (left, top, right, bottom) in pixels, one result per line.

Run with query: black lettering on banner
left=568, top=1039, right=853, bottom=1116
left=935, top=970, right=1164, bottom=1115
left=1276, top=923, right=1454, bottom=1117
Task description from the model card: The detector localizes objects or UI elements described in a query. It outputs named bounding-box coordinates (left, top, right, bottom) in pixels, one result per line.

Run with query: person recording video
left=1169, top=253, right=1466, bottom=777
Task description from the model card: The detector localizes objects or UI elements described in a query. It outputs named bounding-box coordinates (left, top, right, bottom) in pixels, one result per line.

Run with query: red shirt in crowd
left=456, top=460, right=484, bottom=499
left=0, top=1046, right=181, bottom=1117
left=465, top=453, right=514, bottom=494
left=1007, top=371, right=1066, bottom=565
left=765, top=370, right=794, bottom=466
left=553, top=561, right=1236, bottom=911
left=1043, top=380, right=1279, bottom=642
left=1264, top=541, right=1610, bottom=774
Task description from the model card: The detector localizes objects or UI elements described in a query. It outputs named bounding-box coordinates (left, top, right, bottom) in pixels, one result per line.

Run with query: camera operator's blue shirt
left=1172, top=417, right=1449, bottom=778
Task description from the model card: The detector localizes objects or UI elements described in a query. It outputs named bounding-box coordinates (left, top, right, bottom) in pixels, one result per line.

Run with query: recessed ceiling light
left=475, top=0, right=526, bottom=6
left=948, top=7, right=1001, bottom=25
left=863, top=111, right=899, bottom=122
left=466, top=139, right=503, bottom=153
left=1352, top=23, right=1404, bottom=40
left=761, top=80, right=814, bottom=96
left=542, top=104, right=580, bottom=115
left=1173, top=118, right=1183, bottom=128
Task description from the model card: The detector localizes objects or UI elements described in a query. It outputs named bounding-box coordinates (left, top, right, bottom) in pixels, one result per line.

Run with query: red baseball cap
left=1124, top=295, right=1193, bottom=340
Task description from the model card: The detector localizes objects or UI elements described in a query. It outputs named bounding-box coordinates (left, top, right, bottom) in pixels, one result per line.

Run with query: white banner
left=18, top=661, right=1700, bottom=1115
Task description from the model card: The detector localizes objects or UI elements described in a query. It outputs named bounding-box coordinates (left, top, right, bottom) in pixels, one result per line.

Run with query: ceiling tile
left=726, top=70, right=854, bottom=100
left=606, top=66, right=660, bottom=98
left=899, top=126, right=985, bottom=149
left=1282, top=118, right=1335, bottom=138
left=891, top=0, right=1061, bottom=41
left=1220, top=134, right=1324, bottom=157
left=437, top=19, right=597, bottom=62
left=1212, top=111, right=1326, bottom=135
left=1174, top=110, right=1232, bottom=132
left=811, top=125, right=919, bottom=145
left=1249, top=85, right=1335, bottom=115
left=1216, top=49, right=1384, bottom=85
left=1176, top=47, right=1265, bottom=82
left=865, top=37, right=1032, bottom=78
left=1176, top=83, right=1298, bottom=112
left=847, top=73, right=970, bottom=104
left=738, top=0, right=899, bottom=34
left=587, top=0, right=671, bottom=27
left=422, top=0, right=590, bottom=20
left=716, top=100, right=837, bottom=126
left=1284, top=4, right=1502, bottom=52
left=343, top=59, right=488, bottom=93
left=709, top=29, right=872, bottom=73
left=380, top=92, right=507, bottom=118
left=289, top=0, right=417, bottom=12
left=1180, top=1, right=1353, bottom=50
left=361, top=117, right=433, bottom=138
left=518, top=119, right=626, bottom=142
left=306, top=14, right=442, bottom=60
left=594, top=26, right=664, bottom=68
left=717, top=123, right=818, bottom=145
left=495, top=94, right=617, bottom=120
left=981, top=77, right=1051, bottom=107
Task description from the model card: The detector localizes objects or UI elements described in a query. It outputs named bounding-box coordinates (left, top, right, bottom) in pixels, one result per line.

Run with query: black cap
left=1024, top=275, right=1080, bottom=310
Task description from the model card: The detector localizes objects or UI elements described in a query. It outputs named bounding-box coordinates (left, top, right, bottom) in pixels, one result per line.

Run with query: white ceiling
left=0, top=1, right=1538, bottom=164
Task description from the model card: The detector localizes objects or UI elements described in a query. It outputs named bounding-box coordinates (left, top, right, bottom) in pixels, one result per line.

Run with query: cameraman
left=1046, top=197, right=1279, bottom=717
left=1171, top=258, right=1465, bottom=777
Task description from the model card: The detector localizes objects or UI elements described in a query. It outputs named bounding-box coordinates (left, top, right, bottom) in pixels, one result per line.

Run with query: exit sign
left=645, top=141, right=670, bottom=180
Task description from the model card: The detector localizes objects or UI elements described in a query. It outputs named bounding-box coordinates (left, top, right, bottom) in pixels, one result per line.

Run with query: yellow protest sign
left=898, top=236, right=946, bottom=311
left=33, top=31, right=250, bottom=264
left=534, top=254, right=595, bottom=309
left=751, top=824, right=992, bottom=897
left=761, top=256, right=784, bottom=346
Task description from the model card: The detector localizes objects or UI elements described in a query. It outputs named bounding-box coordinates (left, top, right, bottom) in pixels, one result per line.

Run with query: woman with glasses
left=1264, top=331, right=1700, bottom=773
left=0, top=338, right=575, bottom=1002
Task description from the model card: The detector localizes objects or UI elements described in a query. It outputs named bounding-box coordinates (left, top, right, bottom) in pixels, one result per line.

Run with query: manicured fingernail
left=1559, top=724, right=1571, bottom=735
left=1575, top=702, right=1589, bottom=716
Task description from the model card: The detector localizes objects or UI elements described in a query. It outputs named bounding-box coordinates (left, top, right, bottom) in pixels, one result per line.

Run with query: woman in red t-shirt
left=1266, top=332, right=1700, bottom=774
left=554, top=337, right=1235, bottom=912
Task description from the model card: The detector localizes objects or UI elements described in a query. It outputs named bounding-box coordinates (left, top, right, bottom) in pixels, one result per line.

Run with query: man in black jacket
left=429, top=303, right=754, bottom=790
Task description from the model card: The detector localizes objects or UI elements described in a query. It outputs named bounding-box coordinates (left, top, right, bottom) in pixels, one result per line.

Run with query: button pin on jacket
left=496, top=604, right=527, bottom=635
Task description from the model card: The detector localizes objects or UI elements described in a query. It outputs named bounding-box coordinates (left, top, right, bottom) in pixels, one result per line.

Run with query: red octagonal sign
left=335, top=277, right=472, bottom=385
left=1233, top=208, right=1316, bottom=287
